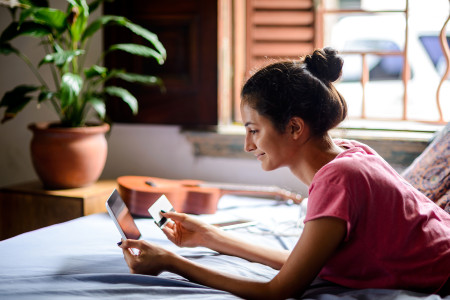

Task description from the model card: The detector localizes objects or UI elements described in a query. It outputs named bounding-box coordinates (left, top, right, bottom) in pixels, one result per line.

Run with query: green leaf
left=0, top=85, right=38, bottom=106
left=105, top=86, right=138, bottom=115
left=60, top=73, right=83, bottom=108
left=84, top=65, right=107, bottom=79
left=52, top=41, right=64, bottom=53
left=123, top=22, right=166, bottom=60
left=0, top=85, right=39, bottom=123
left=0, top=21, right=52, bottom=42
left=112, top=71, right=163, bottom=86
left=67, top=0, right=89, bottom=42
left=0, top=43, right=19, bottom=55
left=82, top=15, right=127, bottom=41
left=39, top=49, right=84, bottom=67
left=82, top=16, right=166, bottom=62
left=108, top=43, right=165, bottom=65
left=31, top=7, right=67, bottom=32
left=19, top=8, right=35, bottom=26
left=86, top=96, right=105, bottom=119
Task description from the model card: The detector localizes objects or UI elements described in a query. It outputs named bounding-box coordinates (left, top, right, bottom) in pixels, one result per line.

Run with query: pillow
left=436, top=190, right=449, bottom=214
left=402, top=122, right=450, bottom=213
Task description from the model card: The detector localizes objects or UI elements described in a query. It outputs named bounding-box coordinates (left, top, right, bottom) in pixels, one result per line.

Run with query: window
left=309, top=0, right=449, bottom=123
left=105, top=0, right=449, bottom=127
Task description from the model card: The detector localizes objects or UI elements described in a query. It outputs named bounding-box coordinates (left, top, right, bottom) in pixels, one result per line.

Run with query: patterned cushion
left=402, top=122, right=450, bottom=214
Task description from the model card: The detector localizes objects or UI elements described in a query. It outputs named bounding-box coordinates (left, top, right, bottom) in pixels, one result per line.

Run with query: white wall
left=0, top=4, right=307, bottom=196
left=103, top=123, right=306, bottom=194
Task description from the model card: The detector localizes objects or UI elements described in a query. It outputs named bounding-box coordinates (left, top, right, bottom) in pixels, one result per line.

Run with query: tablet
left=106, top=189, right=142, bottom=240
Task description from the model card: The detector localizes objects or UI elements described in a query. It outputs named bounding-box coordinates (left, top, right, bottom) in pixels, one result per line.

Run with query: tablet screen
left=106, top=189, right=141, bottom=240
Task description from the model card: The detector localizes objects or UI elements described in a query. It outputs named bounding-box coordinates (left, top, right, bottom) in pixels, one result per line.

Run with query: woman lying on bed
left=119, top=47, right=450, bottom=299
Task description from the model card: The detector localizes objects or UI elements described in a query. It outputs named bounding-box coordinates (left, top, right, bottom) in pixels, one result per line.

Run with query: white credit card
left=148, top=195, right=175, bottom=229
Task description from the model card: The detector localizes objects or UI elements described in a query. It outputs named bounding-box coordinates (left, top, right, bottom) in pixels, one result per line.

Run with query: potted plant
left=0, top=0, right=166, bottom=189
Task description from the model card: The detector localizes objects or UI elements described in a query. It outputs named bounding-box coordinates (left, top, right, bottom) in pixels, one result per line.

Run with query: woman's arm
left=120, top=216, right=346, bottom=300
left=203, top=223, right=290, bottom=270
left=161, top=211, right=289, bottom=269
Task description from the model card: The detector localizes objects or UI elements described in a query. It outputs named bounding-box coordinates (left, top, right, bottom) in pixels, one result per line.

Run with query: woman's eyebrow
left=244, top=122, right=254, bottom=127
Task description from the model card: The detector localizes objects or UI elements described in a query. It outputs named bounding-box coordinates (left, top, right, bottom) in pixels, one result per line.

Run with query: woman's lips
left=256, top=153, right=265, bottom=160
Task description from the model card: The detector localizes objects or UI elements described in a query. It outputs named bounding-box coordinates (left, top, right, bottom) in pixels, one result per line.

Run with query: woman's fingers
left=161, top=211, right=187, bottom=222
left=159, top=212, right=209, bottom=248
left=119, top=239, right=142, bottom=249
left=162, top=224, right=177, bottom=242
left=164, top=220, right=175, bottom=230
left=118, top=239, right=170, bottom=275
left=162, top=211, right=208, bottom=230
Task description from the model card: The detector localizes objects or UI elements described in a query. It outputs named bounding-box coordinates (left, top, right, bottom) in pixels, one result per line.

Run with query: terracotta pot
left=28, top=122, right=110, bottom=189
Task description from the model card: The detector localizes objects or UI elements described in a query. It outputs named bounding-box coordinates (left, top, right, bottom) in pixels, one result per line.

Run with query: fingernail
left=161, top=210, right=166, bottom=213
left=117, top=241, right=122, bottom=246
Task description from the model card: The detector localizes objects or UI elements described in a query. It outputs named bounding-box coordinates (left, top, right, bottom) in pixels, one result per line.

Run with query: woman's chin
left=260, top=160, right=277, bottom=172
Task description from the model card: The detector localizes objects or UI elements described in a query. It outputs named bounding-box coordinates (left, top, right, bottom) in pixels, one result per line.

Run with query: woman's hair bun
left=304, top=47, right=343, bottom=83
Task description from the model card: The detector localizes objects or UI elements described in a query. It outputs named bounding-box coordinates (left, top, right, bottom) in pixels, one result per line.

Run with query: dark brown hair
left=241, top=47, right=347, bottom=136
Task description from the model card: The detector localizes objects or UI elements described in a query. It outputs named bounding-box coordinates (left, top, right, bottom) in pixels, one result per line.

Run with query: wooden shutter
left=245, top=0, right=316, bottom=75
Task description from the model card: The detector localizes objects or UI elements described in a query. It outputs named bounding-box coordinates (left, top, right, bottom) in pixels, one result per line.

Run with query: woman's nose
left=244, top=135, right=255, bottom=152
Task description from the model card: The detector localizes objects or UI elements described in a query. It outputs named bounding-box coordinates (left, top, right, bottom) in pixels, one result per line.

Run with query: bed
left=0, top=193, right=448, bottom=300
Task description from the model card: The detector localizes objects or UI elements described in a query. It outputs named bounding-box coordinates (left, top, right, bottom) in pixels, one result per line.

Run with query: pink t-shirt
left=304, top=139, right=450, bottom=293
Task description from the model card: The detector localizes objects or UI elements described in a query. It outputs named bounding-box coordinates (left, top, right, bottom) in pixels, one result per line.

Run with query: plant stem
left=79, top=38, right=91, bottom=71
left=97, top=51, right=107, bottom=66
left=43, top=37, right=60, bottom=90
left=72, top=41, right=78, bottom=73
left=50, top=96, right=63, bottom=120
left=16, top=53, right=48, bottom=89
left=39, top=38, right=63, bottom=120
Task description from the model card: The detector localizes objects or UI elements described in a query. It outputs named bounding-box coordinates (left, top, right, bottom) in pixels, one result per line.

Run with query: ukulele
left=117, top=175, right=304, bottom=217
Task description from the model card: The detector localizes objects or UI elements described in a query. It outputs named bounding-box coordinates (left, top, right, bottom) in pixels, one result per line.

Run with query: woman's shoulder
left=333, top=138, right=380, bottom=156
left=314, top=153, right=364, bottom=187
left=326, top=139, right=376, bottom=170
left=315, top=139, right=389, bottom=185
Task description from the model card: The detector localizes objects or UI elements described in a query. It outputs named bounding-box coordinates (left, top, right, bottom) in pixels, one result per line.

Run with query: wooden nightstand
left=0, top=180, right=117, bottom=240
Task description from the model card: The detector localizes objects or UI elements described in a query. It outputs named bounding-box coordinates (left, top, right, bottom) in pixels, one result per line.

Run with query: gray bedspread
left=0, top=195, right=447, bottom=299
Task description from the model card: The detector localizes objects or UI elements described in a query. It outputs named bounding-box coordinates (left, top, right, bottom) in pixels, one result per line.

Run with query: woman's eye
left=249, top=130, right=257, bottom=134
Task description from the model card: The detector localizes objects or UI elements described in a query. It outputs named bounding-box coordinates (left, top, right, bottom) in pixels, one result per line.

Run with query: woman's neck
left=290, top=134, right=343, bottom=186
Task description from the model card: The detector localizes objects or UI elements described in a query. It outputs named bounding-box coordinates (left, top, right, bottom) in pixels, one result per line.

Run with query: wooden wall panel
left=104, top=0, right=218, bottom=126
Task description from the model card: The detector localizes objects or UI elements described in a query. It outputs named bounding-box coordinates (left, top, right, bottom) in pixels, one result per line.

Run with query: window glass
left=419, top=35, right=450, bottom=79
left=340, top=39, right=405, bottom=81
left=321, top=0, right=450, bottom=122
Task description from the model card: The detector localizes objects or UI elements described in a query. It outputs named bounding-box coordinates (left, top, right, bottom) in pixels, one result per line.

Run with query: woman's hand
left=119, top=239, right=176, bottom=275
left=161, top=211, right=291, bottom=270
left=160, top=211, right=217, bottom=248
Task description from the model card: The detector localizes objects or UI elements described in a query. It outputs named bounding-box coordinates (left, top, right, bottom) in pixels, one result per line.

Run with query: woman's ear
left=288, top=117, right=305, bottom=139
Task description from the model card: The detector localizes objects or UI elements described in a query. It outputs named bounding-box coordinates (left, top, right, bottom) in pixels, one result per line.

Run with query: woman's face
left=241, top=103, right=292, bottom=171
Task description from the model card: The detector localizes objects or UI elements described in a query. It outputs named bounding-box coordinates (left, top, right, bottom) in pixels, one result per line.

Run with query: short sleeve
left=305, top=182, right=355, bottom=241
